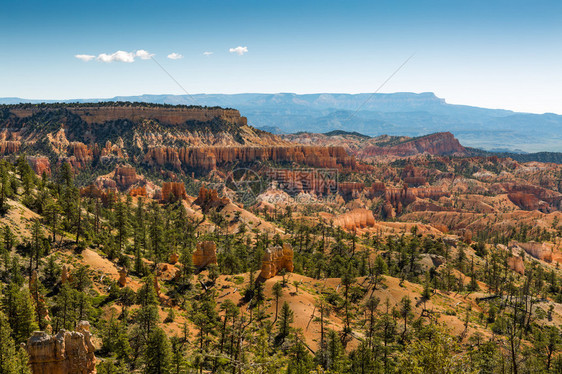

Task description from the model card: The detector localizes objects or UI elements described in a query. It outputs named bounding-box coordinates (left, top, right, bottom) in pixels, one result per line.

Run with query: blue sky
left=1, top=0, right=561, bottom=113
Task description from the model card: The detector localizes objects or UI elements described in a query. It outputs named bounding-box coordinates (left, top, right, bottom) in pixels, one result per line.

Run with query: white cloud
left=97, top=50, right=136, bottom=63
left=167, top=52, right=183, bottom=60
left=203, top=51, right=213, bottom=56
left=81, top=50, right=154, bottom=63
left=229, top=46, right=248, bottom=56
left=75, top=54, right=95, bottom=62
left=135, top=49, right=154, bottom=60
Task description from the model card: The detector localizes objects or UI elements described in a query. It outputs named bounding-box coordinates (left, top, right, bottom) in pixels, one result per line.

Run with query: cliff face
left=511, top=241, right=554, bottom=262
left=0, top=104, right=364, bottom=185
left=361, top=132, right=467, bottom=157
left=11, top=105, right=247, bottom=126
left=27, top=321, right=96, bottom=374
left=143, top=145, right=357, bottom=172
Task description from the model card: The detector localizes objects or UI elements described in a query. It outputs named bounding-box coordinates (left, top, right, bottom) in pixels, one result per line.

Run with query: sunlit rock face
left=333, top=208, right=376, bottom=231
left=360, top=132, right=466, bottom=157
left=259, top=243, right=294, bottom=279
left=27, top=321, right=96, bottom=374
left=161, top=181, right=188, bottom=201
left=193, top=241, right=218, bottom=269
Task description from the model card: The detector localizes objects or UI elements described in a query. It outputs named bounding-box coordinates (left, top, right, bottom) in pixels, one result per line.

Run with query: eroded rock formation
left=27, top=156, right=51, bottom=177
left=193, top=187, right=230, bottom=213
left=333, top=208, right=376, bottom=231
left=259, top=243, right=294, bottom=279
left=143, top=145, right=357, bottom=172
left=193, top=241, right=218, bottom=269
left=114, top=166, right=138, bottom=189
left=0, top=140, right=21, bottom=154
left=27, top=321, right=96, bottom=374
left=156, top=263, right=181, bottom=281
left=161, top=182, right=188, bottom=201
left=118, top=267, right=127, bottom=287
left=510, top=241, right=553, bottom=262
left=384, top=186, right=449, bottom=213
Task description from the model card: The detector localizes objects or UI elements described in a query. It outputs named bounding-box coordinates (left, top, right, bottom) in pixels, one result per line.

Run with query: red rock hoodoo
left=193, top=241, right=218, bottom=269
left=27, top=156, right=51, bottom=177
left=27, top=321, right=96, bottom=374
left=161, top=182, right=188, bottom=201
left=193, top=187, right=230, bottom=213
left=259, top=243, right=294, bottom=279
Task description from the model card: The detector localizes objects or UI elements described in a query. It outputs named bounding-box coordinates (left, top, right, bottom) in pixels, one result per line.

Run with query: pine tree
left=276, top=301, right=293, bottom=344
left=341, top=265, right=356, bottom=333
left=144, top=328, right=172, bottom=374
left=0, top=309, right=18, bottom=374
left=400, top=295, right=412, bottom=338
left=0, top=164, right=11, bottom=215
left=3, top=284, right=37, bottom=343
left=115, top=201, right=129, bottom=253
left=272, top=281, right=283, bottom=322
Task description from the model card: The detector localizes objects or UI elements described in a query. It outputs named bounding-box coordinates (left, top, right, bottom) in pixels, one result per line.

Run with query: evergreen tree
left=2, top=284, right=37, bottom=343
left=276, top=301, right=293, bottom=344
left=144, top=328, right=172, bottom=374
left=0, top=309, right=19, bottom=374
left=272, top=281, right=283, bottom=322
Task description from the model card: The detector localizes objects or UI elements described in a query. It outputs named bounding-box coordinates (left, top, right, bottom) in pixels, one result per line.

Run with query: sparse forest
left=0, top=152, right=560, bottom=374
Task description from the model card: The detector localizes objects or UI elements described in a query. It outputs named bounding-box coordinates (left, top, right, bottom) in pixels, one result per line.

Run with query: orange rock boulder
left=193, top=187, right=230, bottom=213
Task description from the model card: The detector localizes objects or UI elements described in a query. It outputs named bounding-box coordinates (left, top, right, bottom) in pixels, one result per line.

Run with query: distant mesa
left=8, top=102, right=248, bottom=126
